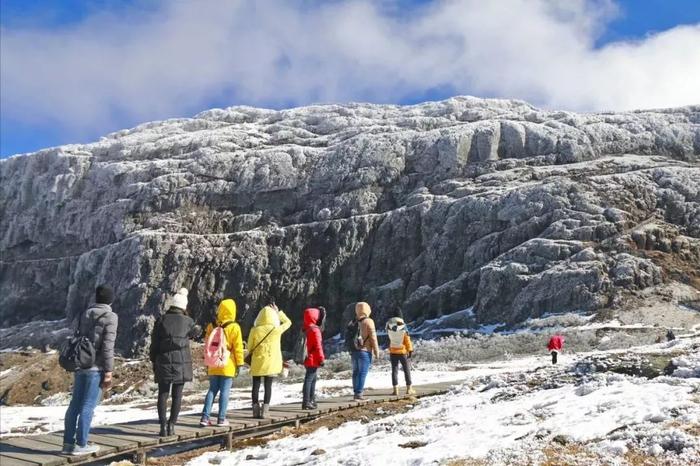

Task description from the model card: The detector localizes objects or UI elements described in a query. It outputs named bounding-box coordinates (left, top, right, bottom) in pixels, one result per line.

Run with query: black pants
left=390, top=354, right=412, bottom=386
left=252, top=376, right=273, bottom=405
left=157, top=382, right=184, bottom=425
left=302, top=367, right=318, bottom=404
left=551, top=351, right=558, bottom=364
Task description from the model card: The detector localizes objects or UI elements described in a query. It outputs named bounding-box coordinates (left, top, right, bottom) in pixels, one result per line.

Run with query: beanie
left=170, top=288, right=189, bottom=310
left=95, top=285, right=114, bottom=305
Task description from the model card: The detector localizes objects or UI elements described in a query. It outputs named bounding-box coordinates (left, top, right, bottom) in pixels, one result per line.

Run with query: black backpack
left=344, top=319, right=365, bottom=353
left=293, top=328, right=308, bottom=365
left=59, top=312, right=97, bottom=372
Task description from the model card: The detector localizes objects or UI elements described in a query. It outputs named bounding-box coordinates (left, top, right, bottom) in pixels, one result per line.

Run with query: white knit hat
left=170, top=288, right=189, bottom=310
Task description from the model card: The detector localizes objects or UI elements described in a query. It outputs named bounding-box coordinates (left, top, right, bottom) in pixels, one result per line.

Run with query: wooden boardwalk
left=0, top=381, right=460, bottom=466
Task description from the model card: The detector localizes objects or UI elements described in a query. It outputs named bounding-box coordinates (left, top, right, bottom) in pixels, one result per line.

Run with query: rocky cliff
left=1, top=97, right=699, bottom=355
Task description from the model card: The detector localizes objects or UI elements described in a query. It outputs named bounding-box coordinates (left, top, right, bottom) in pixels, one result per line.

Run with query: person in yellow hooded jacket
left=246, top=303, right=291, bottom=418
left=199, top=299, right=244, bottom=426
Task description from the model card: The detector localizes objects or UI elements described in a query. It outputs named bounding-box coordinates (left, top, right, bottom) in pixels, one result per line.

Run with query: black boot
left=166, top=422, right=176, bottom=437
left=159, top=422, right=167, bottom=437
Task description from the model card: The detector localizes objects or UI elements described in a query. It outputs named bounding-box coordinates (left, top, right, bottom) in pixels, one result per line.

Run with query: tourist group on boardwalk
left=58, top=285, right=573, bottom=456
left=58, top=285, right=418, bottom=456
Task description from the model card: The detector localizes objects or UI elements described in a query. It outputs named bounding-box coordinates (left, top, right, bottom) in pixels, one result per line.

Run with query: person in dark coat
left=150, top=288, right=200, bottom=436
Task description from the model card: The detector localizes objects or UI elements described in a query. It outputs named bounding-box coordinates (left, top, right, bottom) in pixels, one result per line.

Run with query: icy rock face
left=1, top=97, right=699, bottom=354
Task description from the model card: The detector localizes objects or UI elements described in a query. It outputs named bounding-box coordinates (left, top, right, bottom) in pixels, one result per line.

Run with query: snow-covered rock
left=1, top=97, right=699, bottom=354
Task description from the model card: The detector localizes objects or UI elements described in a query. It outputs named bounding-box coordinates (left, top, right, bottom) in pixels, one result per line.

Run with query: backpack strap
left=248, top=327, right=275, bottom=356
left=220, top=320, right=234, bottom=329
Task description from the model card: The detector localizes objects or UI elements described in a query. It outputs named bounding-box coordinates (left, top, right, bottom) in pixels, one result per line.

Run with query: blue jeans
left=302, top=367, right=318, bottom=404
left=201, top=376, right=233, bottom=421
left=351, top=351, right=372, bottom=395
left=63, top=370, right=102, bottom=447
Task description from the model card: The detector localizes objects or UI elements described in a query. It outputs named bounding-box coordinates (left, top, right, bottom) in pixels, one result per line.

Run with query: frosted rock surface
left=1, top=97, right=698, bottom=354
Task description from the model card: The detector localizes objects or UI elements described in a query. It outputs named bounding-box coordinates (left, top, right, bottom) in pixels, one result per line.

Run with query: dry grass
left=541, top=443, right=599, bottom=466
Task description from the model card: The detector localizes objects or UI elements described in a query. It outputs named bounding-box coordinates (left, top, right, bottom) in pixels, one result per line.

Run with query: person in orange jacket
left=385, top=309, right=415, bottom=395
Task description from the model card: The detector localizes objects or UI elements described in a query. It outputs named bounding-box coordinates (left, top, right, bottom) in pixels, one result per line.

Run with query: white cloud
left=1, top=0, right=699, bottom=136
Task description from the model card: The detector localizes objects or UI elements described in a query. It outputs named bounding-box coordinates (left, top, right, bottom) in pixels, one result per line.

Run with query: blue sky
left=1, top=0, right=699, bottom=158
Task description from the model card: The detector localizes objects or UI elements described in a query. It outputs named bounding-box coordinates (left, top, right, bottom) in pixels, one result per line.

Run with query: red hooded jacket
left=548, top=335, right=564, bottom=352
left=303, top=308, right=325, bottom=368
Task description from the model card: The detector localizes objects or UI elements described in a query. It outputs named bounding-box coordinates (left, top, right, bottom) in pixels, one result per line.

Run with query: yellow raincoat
left=246, top=306, right=291, bottom=377
left=205, top=299, right=244, bottom=377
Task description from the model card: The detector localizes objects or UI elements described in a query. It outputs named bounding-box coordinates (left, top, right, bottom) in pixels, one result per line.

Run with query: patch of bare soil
left=0, top=350, right=153, bottom=406
left=0, top=345, right=211, bottom=407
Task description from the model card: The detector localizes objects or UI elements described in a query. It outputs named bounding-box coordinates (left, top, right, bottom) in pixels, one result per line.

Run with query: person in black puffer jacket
left=150, top=288, right=201, bottom=436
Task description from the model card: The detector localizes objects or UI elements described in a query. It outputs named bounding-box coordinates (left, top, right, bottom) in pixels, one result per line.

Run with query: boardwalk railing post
left=225, top=432, right=234, bottom=450
left=134, top=448, right=147, bottom=465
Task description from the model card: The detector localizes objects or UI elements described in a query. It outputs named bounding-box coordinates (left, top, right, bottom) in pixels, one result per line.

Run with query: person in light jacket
left=62, top=285, right=118, bottom=456
left=351, top=302, right=379, bottom=400
left=200, top=298, right=244, bottom=427
left=150, top=288, right=200, bottom=436
left=247, top=303, right=291, bottom=418
left=301, top=307, right=326, bottom=409
left=386, top=309, right=415, bottom=396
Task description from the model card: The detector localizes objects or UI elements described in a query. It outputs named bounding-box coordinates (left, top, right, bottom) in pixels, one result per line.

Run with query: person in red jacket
left=548, top=334, right=564, bottom=364
left=302, top=307, right=326, bottom=409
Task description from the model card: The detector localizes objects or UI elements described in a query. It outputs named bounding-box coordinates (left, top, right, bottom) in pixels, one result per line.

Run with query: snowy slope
left=186, top=339, right=700, bottom=466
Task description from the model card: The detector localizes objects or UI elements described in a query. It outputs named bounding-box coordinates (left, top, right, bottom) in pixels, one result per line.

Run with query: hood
left=255, top=306, right=280, bottom=327
left=386, top=316, right=405, bottom=332
left=303, top=308, right=320, bottom=329
left=355, top=302, right=371, bottom=319
left=88, top=303, right=113, bottom=318
left=217, top=299, right=237, bottom=323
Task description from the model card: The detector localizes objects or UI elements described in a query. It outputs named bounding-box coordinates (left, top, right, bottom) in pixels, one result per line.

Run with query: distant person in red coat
left=302, top=307, right=326, bottom=409
left=548, top=334, right=564, bottom=364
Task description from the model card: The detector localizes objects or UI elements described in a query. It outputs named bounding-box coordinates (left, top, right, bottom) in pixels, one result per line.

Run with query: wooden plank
left=0, top=453, right=41, bottom=466
left=315, top=398, right=357, bottom=409
left=268, top=404, right=320, bottom=416
left=225, top=410, right=277, bottom=425
left=26, top=434, right=118, bottom=462
left=90, top=426, right=158, bottom=447
left=39, top=432, right=130, bottom=452
left=176, top=416, right=235, bottom=435
left=0, top=437, right=68, bottom=466
left=179, top=414, right=254, bottom=430
left=116, top=421, right=195, bottom=442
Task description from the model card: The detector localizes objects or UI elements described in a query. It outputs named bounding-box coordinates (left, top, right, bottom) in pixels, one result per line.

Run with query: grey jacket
left=77, top=303, right=118, bottom=372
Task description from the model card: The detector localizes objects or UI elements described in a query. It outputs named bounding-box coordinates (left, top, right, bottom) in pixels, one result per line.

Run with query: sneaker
left=217, top=419, right=230, bottom=426
left=71, top=444, right=100, bottom=456
left=353, top=393, right=366, bottom=401
left=199, top=417, right=209, bottom=427
left=61, top=443, right=74, bottom=454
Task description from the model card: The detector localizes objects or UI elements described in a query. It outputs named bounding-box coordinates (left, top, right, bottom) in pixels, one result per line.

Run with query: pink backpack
left=204, top=322, right=233, bottom=368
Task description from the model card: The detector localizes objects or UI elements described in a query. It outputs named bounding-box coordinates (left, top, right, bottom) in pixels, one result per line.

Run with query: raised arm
left=278, top=310, right=292, bottom=333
